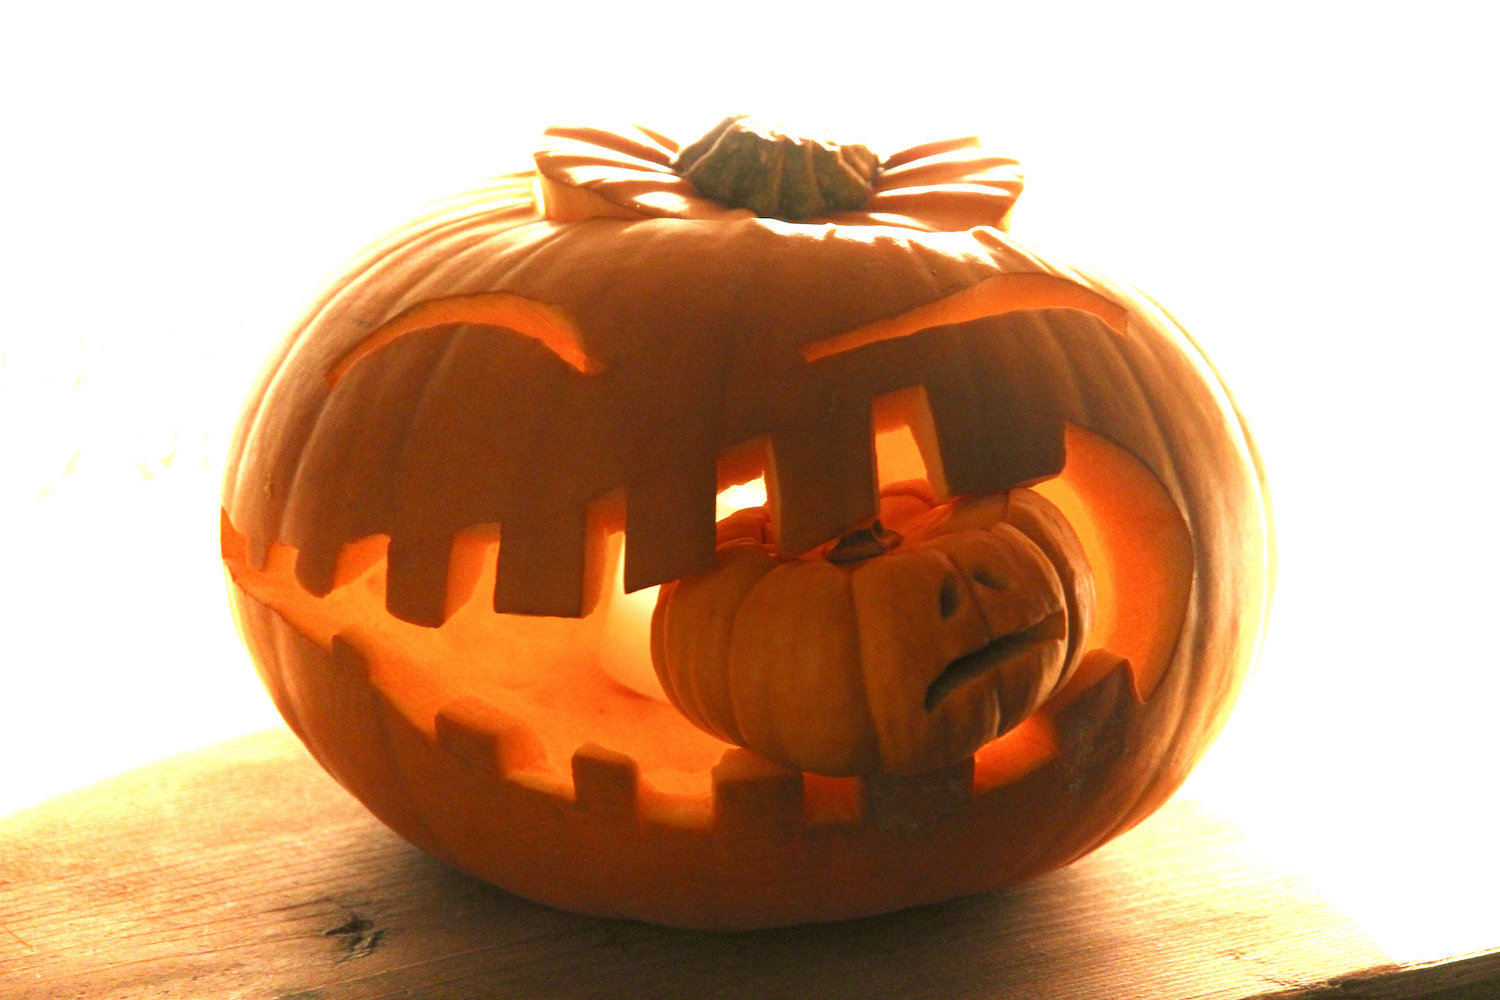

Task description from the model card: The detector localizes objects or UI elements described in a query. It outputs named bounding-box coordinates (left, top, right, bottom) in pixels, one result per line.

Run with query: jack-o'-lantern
left=221, top=116, right=1273, bottom=929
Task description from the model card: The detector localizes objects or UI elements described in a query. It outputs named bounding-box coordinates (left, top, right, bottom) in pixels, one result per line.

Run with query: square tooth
left=907, top=317, right=1068, bottom=496
left=494, top=506, right=592, bottom=618
left=384, top=533, right=451, bottom=626
left=861, top=757, right=975, bottom=833
left=625, top=459, right=718, bottom=592
left=330, top=633, right=375, bottom=680
left=769, top=404, right=877, bottom=555
left=711, top=748, right=804, bottom=837
left=294, top=541, right=340, bottom=598
left=435, top=696, right=547, bottom=776
left=571, top=744, right=640, bottom=819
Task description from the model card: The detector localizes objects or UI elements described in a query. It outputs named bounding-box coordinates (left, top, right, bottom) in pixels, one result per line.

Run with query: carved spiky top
left=532, top=121, right=1025, bottom=232
left=672, top=115, right=879, bottom=222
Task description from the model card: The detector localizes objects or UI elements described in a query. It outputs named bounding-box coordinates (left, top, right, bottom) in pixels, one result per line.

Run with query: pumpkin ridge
left=1042, top=310, right=1258, bottom=858
left=1137, top=286, right=1277, bottom=628
left=672, top=550, right=752, bottom=747
left=390, top=325, right=517, bottom=624
left=286, top=329, right=451, bottom=598
left=280, top=217, right=587, bottom=605
left=237, top=186, right=545, bottom=567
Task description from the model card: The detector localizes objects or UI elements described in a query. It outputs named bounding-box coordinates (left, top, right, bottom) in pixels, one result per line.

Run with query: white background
left=2, top=0, right=1495, bottom=962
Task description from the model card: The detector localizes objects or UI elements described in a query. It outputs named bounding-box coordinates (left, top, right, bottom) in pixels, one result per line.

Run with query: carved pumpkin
left=653, top=482, right=1095, bottom=777
left=221, top=116, right=1273, bottom=929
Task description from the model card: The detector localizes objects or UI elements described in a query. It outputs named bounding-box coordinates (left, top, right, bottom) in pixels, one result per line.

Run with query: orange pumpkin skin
left=220, top=126, right=1273, bottom=929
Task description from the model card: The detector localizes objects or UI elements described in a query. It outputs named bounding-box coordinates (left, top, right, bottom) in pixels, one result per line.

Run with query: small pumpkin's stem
left=673, top=115, right=878, bottom=221
left=826, top=520, right=903, bottom=564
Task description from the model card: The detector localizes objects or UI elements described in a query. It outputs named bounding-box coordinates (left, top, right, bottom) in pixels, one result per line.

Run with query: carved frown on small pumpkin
left=221, top=118, right=1273, bottom=929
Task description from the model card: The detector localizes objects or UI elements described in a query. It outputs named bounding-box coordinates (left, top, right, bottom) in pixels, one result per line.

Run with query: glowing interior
left=855, top=417, right=1189, bottom=701
left=225, top=420, right=1188, bottom=820
left=594, top=478, right=772, bottom=700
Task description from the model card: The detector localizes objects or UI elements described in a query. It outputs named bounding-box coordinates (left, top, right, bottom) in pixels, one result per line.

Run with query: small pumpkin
left=653, top=482, right=1095, bottom=776
left=220, top=115, right=1273, bottom=929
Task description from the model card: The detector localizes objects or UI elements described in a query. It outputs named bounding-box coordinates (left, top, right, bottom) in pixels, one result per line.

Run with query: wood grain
left=0, top=726, right=1450, bottom=1000
left=1247, top=950, right=1500, bottom=1000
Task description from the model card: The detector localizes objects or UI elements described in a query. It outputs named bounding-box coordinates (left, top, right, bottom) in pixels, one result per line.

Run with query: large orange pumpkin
left=221, top=116, right=1273, bottom=929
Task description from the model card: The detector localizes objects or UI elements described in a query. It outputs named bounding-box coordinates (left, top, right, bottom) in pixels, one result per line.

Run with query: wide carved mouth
left=924, top=611, right=1066, bottom=712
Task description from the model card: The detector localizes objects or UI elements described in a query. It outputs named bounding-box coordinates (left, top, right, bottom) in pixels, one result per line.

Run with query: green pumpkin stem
left=673, top=115, right=878, bottom=222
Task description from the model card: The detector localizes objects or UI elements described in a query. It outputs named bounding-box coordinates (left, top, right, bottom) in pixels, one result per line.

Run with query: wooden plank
left=0, top=726, right=1468, bottom=1000
left=1247, top=950, right=1500, bottom=999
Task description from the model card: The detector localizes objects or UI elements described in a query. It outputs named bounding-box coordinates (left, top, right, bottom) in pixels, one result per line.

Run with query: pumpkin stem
left=826, top=520, right=903, bottom=564
left=673, top=115, right=878, bottom=221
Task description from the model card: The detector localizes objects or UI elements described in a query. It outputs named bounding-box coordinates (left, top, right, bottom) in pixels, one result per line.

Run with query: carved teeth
left=711, top=747, right=805, bottom=836
left=860, top=757, right=975, bottom=833
left=435, top=696, right=547, bottom=776
left=331, top=633, right=375, bottom=680
left=385, top=533, right=452, bottom=627
left=571, top=744, right=640, bottom=819
left=625, top=460, right=718, bottom=593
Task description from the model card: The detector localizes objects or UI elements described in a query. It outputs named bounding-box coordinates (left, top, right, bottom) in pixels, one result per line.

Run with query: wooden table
left=3, top=727, right=1495, bottom=999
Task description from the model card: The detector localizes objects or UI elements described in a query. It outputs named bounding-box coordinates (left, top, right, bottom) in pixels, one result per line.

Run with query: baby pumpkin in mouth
left=651, top=481, right=1095, bottom=776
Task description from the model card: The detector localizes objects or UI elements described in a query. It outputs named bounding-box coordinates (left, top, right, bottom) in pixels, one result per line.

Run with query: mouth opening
left=923, top=612, right=1066, bottom=712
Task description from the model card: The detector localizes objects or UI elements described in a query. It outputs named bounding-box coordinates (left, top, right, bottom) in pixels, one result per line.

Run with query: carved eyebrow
left=327, top=292, right=597, bottom=388
left=799, top=271, right=1128, bottom=364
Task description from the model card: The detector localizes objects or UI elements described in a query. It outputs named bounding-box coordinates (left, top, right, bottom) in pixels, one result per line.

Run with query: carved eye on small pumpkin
left=938, top=576, right=962, bottom=618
